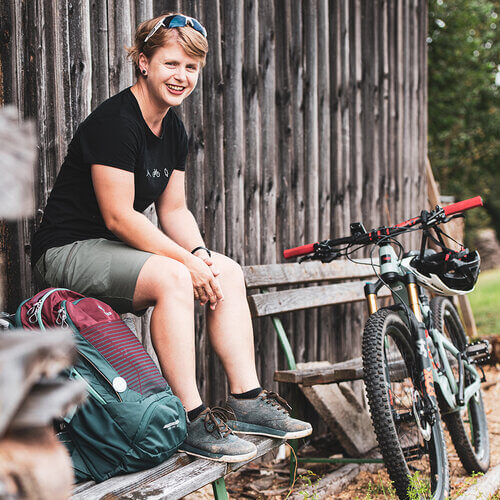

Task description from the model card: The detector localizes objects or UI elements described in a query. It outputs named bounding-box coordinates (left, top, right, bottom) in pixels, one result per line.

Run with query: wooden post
left=426, top=159, right=478, bottom=337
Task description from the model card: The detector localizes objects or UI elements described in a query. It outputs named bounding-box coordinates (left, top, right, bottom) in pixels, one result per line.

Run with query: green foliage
left=297, top=470, right=321, bottom=499
left=407, top=471, right=431, bottom=499
left=428, top=0, right=499, bottom=243
left=469, top=267, right=500, bottom=335
left=357, top=475, right=397, bottom=499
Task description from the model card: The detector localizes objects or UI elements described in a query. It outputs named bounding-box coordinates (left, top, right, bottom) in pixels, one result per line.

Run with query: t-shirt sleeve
left=79, top=116, right=140, bottom=172
left=174, top=119, right=189, bottom=172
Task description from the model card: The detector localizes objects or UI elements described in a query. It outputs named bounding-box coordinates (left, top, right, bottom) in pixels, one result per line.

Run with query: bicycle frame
left=364, top=242, right=482, bottom=416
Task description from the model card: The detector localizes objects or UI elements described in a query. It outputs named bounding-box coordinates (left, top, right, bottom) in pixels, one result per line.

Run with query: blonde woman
left=33, top=13, right=311, bottom=462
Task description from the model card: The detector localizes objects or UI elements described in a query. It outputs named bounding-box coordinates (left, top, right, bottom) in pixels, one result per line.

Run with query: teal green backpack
left=16, top=288, right=187, bottom=482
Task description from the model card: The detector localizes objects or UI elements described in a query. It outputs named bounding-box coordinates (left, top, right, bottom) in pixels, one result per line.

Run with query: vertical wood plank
left=380, top=0, right=391, bottom=224
left=201, top=0, right=225, bottom=403
left=90, top=0, right=110, bottom=110
left=202, top=0, right=225, bottom=254
left=395, top=0, right=404, bottom=225
left=289, top=1, right=306, bottom=364
left=243, top=0, right=260, bottom=265
left=181, top=0, right=209, bottom=403
left=274, top=0, right=295, bottom=384
left=107, top=0, right=133, bottom=96
left=317, top=0, right=332, bottom=360
left=257, top=0, right=277, bottom=389
left=302, top=1, right=319, bottom=363
left=337, top=0, right=352, bottom=363
left=222, top=1, right=244, bottom=264
left=135, top=0, right=153, bottom=23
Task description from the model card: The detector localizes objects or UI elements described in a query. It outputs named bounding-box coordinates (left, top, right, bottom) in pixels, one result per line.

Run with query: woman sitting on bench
left=32, top=12, right=312, bottom=462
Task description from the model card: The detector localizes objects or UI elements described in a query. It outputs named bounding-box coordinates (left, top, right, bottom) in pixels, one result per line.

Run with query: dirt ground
left=186, top=364, right=500, bottom=499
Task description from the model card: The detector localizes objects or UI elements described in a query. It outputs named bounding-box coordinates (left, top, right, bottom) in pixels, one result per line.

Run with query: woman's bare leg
left=206, top=253, right=260, bottom=393
left=133, top=255, right=202, bottom=411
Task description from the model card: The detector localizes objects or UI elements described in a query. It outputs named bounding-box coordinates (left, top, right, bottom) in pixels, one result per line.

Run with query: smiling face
left=139, top=39, right=201, bottom=110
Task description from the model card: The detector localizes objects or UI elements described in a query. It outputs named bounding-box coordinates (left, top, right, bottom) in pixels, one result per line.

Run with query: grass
left=468, top=267, right=500, bottom=336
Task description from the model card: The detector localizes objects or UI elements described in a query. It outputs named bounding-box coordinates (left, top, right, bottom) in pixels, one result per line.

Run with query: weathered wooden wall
left=0, top=0, right=428, bottom=405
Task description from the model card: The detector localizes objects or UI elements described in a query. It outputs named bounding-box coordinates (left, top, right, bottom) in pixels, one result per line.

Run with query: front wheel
left=362, top=308, right=450, bottom=500
left=431, top=296, right=490, bottom=473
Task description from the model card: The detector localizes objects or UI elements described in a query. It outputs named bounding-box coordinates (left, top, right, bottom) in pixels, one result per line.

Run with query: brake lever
left=298, top=248, right=342, bottom=263
left=319, top=251, right=341, bottom=263
left=441, top=213, right=465, bottom=224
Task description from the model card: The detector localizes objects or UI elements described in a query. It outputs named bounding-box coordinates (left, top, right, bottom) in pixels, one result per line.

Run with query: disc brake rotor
left=412, top=389, right=432, bottom=441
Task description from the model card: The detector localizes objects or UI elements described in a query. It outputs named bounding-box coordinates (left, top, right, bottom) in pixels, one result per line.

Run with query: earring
left=142, top=69, right=147, bottom=75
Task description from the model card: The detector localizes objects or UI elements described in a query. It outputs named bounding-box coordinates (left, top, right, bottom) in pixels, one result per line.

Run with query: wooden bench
left=72, top=435, right=282, bottom=499
left=242, top=258, right=391, bottom=461
left=73, top=257, right=385, bottom=499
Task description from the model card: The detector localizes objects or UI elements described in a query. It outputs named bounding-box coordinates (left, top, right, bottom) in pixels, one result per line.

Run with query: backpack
left=16, top=288, right=187, bottom=482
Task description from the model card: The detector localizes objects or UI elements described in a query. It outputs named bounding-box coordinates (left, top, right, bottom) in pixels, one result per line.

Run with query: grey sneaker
left=225, top=390, right=313, bottom=439
left=178, top=407, right=257, bottom=463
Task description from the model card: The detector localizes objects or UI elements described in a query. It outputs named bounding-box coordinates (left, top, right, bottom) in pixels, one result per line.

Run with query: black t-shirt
left=32, top=88, right=188, bottom=265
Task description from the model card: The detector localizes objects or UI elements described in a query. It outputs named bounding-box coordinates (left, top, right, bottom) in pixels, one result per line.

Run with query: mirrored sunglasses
left=144, top=14, right=207, bottom=43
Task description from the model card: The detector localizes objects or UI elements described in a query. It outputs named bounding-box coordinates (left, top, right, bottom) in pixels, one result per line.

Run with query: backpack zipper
left=34, top=288, right=70, bottom=330
left=162, top=419, right=180, bottom=430
left=69, top=367, right=107, bottom=405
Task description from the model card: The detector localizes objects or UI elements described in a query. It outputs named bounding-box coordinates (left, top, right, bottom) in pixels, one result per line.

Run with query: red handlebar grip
left=283, top=243, right=316, bottom=259
left=443, top=196, right=483, bottom=216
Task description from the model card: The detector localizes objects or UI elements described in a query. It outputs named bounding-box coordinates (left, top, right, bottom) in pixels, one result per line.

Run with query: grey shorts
left=34, top=238, right=152, bottom=314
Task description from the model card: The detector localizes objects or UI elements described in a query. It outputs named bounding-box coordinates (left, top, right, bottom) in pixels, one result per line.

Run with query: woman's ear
left=138, top=53, right=149, bottom=76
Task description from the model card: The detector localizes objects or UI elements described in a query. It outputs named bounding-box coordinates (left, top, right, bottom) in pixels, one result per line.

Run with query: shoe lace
left=262, top=390, right=292, bottom=414
left=203, top=407, right=233, bottom=438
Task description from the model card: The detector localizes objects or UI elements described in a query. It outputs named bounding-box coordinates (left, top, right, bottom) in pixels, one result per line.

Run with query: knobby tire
left=362, top=308, right=450, bottom=500
left=431, top=296, right=490, bottom=474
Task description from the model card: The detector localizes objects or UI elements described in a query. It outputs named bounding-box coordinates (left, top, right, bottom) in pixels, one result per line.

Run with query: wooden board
left=248, top=281, right=391, bottom=317
left=72, top=435, right=283, bottom=500
left=0, top=427, right=74, bottom=499
left=0, top=107, right=36, bottom=219
left=243, top=259, right=379, bottom=289
left=0, top=330, right=76, bottom=435
left=297, top=362, right=377, bottom=457
left=274, top=357, right=364, bottom=386
left=9, top=378, right=86, bottom=430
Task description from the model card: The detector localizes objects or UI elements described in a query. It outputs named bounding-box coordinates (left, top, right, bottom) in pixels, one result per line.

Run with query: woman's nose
left=174, top=67, right=187, bottom=81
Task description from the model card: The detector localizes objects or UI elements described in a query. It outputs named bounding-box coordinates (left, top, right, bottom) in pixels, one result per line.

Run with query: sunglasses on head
left=144, top=14, right=207, bottom=43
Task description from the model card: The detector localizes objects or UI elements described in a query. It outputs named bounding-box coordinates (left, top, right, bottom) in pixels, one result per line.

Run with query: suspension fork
left=364, top=280, right=385, bottom=315
left=402, top=274, right=440, bottom=419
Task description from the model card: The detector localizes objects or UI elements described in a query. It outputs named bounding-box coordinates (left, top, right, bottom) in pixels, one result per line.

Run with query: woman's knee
left=213, top=254, right=245, bottom=287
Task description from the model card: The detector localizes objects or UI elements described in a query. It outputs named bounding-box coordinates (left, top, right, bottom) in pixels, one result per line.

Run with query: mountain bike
left=283, top=196, right=490, bottom=500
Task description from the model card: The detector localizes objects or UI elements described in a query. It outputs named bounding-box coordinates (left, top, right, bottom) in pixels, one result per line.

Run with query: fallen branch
left=455, top=464, right=500, bottom=500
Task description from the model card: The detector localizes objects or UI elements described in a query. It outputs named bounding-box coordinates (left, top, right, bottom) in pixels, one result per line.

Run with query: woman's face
left=140, top=40, right=201, bottom=109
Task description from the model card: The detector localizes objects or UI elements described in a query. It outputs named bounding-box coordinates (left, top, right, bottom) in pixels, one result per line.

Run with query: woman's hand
left=185, top=254, right=224, bottom=309
left=192, top=249, right=220, bottom=278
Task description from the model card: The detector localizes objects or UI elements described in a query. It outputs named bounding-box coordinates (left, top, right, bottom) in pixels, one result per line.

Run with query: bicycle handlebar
left=443, top=196, right=483, bottom=216
left=283, top=243, right=316, bottom=259
left=283, top=196, right=483, bottom=259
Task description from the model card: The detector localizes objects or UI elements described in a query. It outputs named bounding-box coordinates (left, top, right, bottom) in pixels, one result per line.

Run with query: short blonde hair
left=127, top=13, right=209, bottom=78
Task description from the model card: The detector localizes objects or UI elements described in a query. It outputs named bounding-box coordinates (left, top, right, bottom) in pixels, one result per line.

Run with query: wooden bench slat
left=274, top=358, right=364, bottom=386
left=243, top=259, right=378, bottom=288
left=248, top=281, right=391, bottom=317
left=275, top=357, right=408, bottom=387
left=72, top=436, right=282, bottom=500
